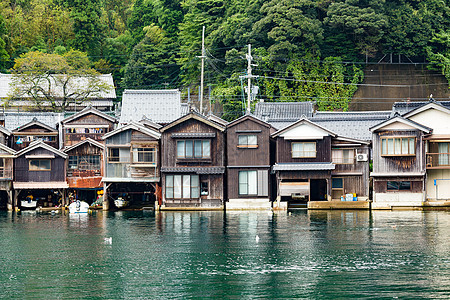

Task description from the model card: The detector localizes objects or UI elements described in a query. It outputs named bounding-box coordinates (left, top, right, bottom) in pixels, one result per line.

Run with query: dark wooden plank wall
left=276, top=136, right=331, bottom=163
left=161, top=118, right=225, bottom=168
left=227, top=168, right=270, bottom=199
left=64, top=114, right=116, bottom=146
left=14, top=148, right=65, bottom=182
left=374, top=178, right=423, bottom=193
left=278, top=170, right=332, bottom=180
left=227, top=118, right=271, bottom=166
left=372, top=130, right=424, bottom=174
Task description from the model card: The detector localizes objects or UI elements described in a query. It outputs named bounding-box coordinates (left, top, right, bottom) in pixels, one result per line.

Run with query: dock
left=308, top=200, right=371, bottom=210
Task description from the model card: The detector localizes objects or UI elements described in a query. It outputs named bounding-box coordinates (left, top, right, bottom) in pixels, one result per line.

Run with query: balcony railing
left=426, top=153, right=450, bottom=168
left=0, top=168, right=13, bottom=178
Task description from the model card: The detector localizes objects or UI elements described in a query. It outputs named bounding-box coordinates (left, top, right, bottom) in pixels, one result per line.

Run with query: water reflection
left=0, top=210, right=449, bottom=298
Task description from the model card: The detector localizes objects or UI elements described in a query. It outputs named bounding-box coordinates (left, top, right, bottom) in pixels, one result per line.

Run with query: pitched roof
left=12, top=117, right=58, bottom=133
left=310, top=111, right=391, bottom=141
left=254, top=102, right=314, bottom=123
left=3, top=112, right=64, bottom=131
left=0, top=143, right=16, bottom=156
left=0, top=125, right=11, bottom=136
left=102, top=121, right=161, bottom=140
left=61, top=106, right=118, bottom=124
left=402, top=101, right=450, bottom=118
left=207, top=114, right=228, bottom=126
left=62, top=138, right=105, bottom=153
left=227, top=113, right=274, bottom=129
left=370, top=115, right=432, bottom=133
left=139, top=117, right=163, bottom=130
left=119, top=89, right=182, bottom=124
left=272, top=118, right=337, bottom=138
left=160, top=111, right=226, bottom=133
left=16, top=140, right=67, bottom=158
left=392, top=100, right=450, bottom=116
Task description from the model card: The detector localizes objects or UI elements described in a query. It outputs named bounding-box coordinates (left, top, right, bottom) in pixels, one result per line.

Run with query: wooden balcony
left=426, top=153, right=450, bottom=169
left=0, top=168, right=13, bottom=179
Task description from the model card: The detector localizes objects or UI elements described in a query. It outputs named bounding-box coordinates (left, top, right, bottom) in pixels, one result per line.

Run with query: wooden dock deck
left=308, top=200, right=371, bottom=210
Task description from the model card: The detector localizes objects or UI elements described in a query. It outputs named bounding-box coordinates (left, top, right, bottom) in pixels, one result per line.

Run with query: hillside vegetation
left=0, top=0, right=448, bottom=118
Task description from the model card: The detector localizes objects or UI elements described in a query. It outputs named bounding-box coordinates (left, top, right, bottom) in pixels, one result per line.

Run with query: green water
left=0, top=210, right=449, bottom=299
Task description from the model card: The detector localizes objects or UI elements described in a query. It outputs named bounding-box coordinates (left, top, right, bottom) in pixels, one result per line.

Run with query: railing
left=67, top=169, right=101, bottom=177
left=65, top=133, right=104, bottom=142
left=426, top=153, right=450, bottom=168
left=0, top=169, right=13, bottom=178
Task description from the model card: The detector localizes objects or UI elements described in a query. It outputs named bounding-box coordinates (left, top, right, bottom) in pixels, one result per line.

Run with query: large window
left=332, top=149, right=355, bottom=164
left=68, top=155, right=100, bottom=170
left=177, top=140, right=211, bottom=159
left=29, top=159, right=51, bottom=171
left=108, top=148, right=129, bottom=163
left=292, top=142, right=316, bottom=158
left=387, top=181, right=411, bottom=190
left=132, top=147, right=157, bottom=164
left=381, top=137, right=415, bottom=156
left=438, top=143, right=450, bottom=166
left=238, top=135, right=258, bottom=148
left=165, top=175, right=200, bottom=199
left=239, top=171, right=258, bottom=195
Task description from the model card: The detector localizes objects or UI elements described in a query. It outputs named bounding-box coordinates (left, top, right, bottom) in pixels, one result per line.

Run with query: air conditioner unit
left=356, top=153, right=368, bottom=162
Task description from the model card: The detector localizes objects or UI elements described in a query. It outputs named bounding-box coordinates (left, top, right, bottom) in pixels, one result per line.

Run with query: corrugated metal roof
left=273, top=163, right=335, bottom=171
left=161, top=167, right=225, bottom=174
left=120, top=89, right=182, bottom=124
left=254, top=102, right=314, bottom=122
left=0, top=73, right=116, bottom=99
left=3, top=112, right=64, bottom=131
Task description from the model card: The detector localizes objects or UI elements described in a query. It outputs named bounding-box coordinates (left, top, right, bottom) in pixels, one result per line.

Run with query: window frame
left=237, top=135, right=258, bottom=148
left=332, top=148, right=355, bottom=164
left=387, top=181, right=412, bottom=191
left=238, top=170, right=258, bottom=196
left=68, top=155, right=101, bottom=170
left=381, top=137, right=416, bottom=156
left=132, top=147, right=157, bottom=164
left=291, top=142, right=316, bottom=158
left=176, top=139, right=211, bottom=159
left=165, top=175, right=200, bottom=200
left=29, top=159, right=51, bottom=171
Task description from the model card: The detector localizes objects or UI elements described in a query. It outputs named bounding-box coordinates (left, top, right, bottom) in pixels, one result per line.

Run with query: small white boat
left=21, top=196, right=37, bottom=209
left=68, top=200, right=89, bottom=214
left=114, top=197, right=129, bottom=209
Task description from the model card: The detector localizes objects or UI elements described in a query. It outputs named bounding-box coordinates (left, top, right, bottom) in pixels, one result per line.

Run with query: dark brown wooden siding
left=14, top=148, right=65, bottom=182
left=227, top=167, right=270, bottom=199
left=227, top=118, right=272, bottom=166
left=374, top=178, right=423, bottom=193
left=276, top=136, right=332, bottom=163
left=63, top=113, right=116, bottom=146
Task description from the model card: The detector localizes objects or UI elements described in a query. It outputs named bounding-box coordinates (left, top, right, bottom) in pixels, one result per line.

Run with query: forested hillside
left=0, top=0, right=448, bottom=119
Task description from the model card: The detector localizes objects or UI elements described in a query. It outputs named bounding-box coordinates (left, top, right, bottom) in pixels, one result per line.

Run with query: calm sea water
left=0, top=210, right=449, bottom=299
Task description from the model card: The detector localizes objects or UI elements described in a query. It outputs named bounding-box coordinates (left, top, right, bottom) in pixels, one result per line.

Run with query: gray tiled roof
left=120, top=89, right=182, bottom=124
left=392, top=100, right=450, bottom=116
left=254, top=102, right=314, bottom=122
left=161, top=167, right=225, bottom=174
left=3, top=112, right=64, bottom=130
left=273, top=163, right=335, bottom=171
left=309, top=111, right=391, bottom=141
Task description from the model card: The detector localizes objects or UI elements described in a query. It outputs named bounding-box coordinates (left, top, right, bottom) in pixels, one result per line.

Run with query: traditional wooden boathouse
left=0, top=128, right=16, bottom=210
left=102, top=122, right=161, bottom=210
left=160, top=112, right=226, bottom=209
left=60, top=107, right=117, bottom=203
left=11, top=118, right=59, bottom=151
left=226, top=114, right=275, bottom=210
left=13, top=141, right=68, bottom=209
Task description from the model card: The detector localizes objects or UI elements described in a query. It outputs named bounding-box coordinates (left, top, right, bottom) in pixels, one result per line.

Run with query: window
left=332, top=149, right=355, bottom=164
left=68, top=155, right=100, bottom=170
left=238, top=135, right=258, bottom=148
left=108, top=148, right=120, bottom=162
left=331, top=177, right=344, bottom=199
left=132, top=147, right=157, bottom=164
left=29, top=159, right=51, bottom=171
left=381, top=137, right=415, bottom=156
left=165, top=175, right=200, bottom=199
left=387, top=181, right=411, bottom=190
left=177, top=140, right=211, bottom=159
left=201, top=181, right=209, bottom=196
left=239, top=171, right=257, bottom=195
left=438, top=143, right=450, bottom=166
left=292, top=142, right=316, bottom=158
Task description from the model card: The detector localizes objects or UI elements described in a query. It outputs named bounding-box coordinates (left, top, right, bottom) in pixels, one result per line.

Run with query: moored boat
left=21, top=195, right=37, bottom=210
left=114, top=196, right=129, bottom=209
left=68, top=200, right=89, bottom=214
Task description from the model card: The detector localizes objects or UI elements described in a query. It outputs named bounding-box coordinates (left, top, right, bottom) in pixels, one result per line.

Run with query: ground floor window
left=165, top=175, right=200, bottom=199
left=387, top=181, right=411, bottom=191
left=201, top=181, right=209, bottom=196
left=239, top=170, right=258, bottom=195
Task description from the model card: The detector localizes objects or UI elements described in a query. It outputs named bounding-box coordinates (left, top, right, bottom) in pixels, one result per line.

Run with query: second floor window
left=177, top=140, right=211, bottom=159
left=29, top=159, right=51, bottom=171
left=332, top=149, right=355, bottom=164
left=381, top=137, right=415, bottom=156
left=292, top=142, right=316, bottom=158
left=238, top=135, right=257, bottom=148
left=132, top=147, right=157, bottom=164
left=69, top=155, right=100, bottom=170
left=108, top=148, right=130, bottom=163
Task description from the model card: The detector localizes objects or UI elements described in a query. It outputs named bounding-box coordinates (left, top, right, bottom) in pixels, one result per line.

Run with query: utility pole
left=199, top=26, right=206, bottom=114
left=240, top=44, right=258, bottom=114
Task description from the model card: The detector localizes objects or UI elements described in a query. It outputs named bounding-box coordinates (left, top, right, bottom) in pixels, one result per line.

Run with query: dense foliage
left=0, top=0, right=449, bottom=117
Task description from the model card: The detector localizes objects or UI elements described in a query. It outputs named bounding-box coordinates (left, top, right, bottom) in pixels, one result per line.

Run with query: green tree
left=8, top=51, right=112, bottom=111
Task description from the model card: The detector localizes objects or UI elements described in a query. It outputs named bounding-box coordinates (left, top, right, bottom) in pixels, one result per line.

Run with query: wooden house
left=11, top=118, right=59, bottom=151
left=272, top=118, right=369, bottom=209
left=370, top=115, right=431, bottom=208
left=226, top=114, right=276, bottom=210
left=60, top=106, right=118, bottom=147
left=0, top=142, right=15, bottom=210
left=102, top=122, right=161, bottom=210
left=13, top=141, right=68, bottom=209
left=63, top=138, right=105, bottom=204
left=160, top=112, right=226, bottom=209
